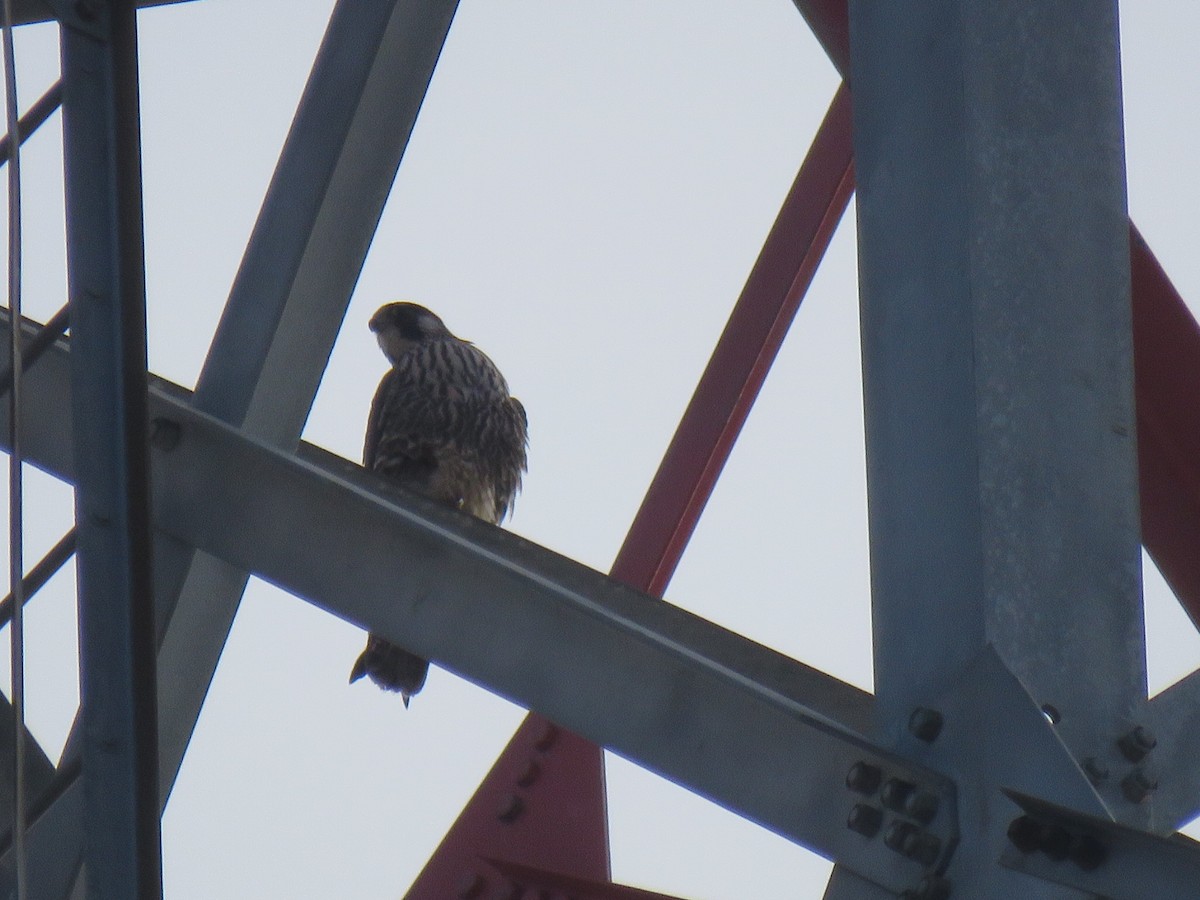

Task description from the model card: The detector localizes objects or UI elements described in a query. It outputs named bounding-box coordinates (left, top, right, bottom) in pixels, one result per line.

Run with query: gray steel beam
left=1001, top=791, right=1200, bottom=899
left=850, top=1, right=1142, bottom=895
left=58, top=1, right=162, bottom=896
left=17, top=0, right=193, bottom=26
left=1147, top=668, right=1200, bottom=831
left=0, top=316, right=957, bottom=893
left=16, top=1, right=459, bottom=894
left=153, top=0, right=459, bottom=812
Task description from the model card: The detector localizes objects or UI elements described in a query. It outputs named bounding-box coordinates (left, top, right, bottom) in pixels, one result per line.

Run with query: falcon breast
left=349, top=302, right=528, bottom=706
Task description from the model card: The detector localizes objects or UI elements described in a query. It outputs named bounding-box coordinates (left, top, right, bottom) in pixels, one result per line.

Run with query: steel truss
left=0, top=0, right=1195, bottom=898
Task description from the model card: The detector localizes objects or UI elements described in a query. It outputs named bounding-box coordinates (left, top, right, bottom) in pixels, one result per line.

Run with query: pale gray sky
left=0, top=2, right=1198, bottom=897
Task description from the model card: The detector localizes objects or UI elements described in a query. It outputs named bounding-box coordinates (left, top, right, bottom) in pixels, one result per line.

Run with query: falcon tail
left=350, top=635, right=429, bottom=707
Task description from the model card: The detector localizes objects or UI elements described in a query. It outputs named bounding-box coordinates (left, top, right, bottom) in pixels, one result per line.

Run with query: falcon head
left=370, top=302, right=452, bottom=365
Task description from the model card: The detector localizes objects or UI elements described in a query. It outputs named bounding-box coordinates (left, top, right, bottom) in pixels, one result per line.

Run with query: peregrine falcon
left=350, top=302, right=528, bottom=706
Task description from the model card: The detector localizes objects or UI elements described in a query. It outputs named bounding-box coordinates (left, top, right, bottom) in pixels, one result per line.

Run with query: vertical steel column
left=849, top=1, right=1140, bottom=895
left=59, top=1, right=161, bottom=898
left=851, top=0, right=1142, bottom=751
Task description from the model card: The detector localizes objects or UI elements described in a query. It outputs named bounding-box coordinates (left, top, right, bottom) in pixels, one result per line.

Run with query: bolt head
left=1069, top=834, right=1107, bottom=871
left=1007, top=816, right=1041, bottom=854
left=497, top=793, right=525, bottom=823
left=517, top=759, right=542, bottom=788
left=847, top=803, right=883, bottom=838
left=880, top=778, right=915, bottom=813
left=903, top=790, right=940, bottom=825
left=457, top=872, right=487, bottom=899
left=1082, top=756, right=1110, bottom=785
left=1117, top=725, right=1158, bottom=762
left=917, top=875, right=952, bottom=900
left=909, top=707, right=944, bottom=742
left=1121, top=767, right=1158, bottom=803
left=902, top=830, right=942, bottom=866
left=885, top=820, right=918, bottom=853
left=845, top=762, right=882, bottom=795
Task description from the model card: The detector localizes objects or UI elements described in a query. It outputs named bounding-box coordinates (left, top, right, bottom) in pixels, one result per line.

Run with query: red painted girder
left=790, top=0, right=850, bottom=76
left=1131, top=224, right=1200, bottom=625
left=406, top=84, right=856, bottom=897
left=483, top=859, right=689, bottom=900
left=404, top=720, right=609, bottom=898
left=613, top=83, right=854, bottom=597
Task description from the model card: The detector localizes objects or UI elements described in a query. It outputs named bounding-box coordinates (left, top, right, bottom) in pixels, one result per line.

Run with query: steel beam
left=851, top=0, right=1141, bottom=895
left=1001, top=791, right=1200, bottom=899
left=0, top=321, right=925, bottom=892
left=152, top=0, right=459, bottom=811
left=18, top=0, right=460, bottom=894
left=1147, top=667, right=1200, bottom=832
left=1130, top=225, right=1200, bottom=625
left=58, top=1, right=161, bottom=896
left=408, top=82, right=857, bottom=897
left=615, top=83, right=853, bottom=599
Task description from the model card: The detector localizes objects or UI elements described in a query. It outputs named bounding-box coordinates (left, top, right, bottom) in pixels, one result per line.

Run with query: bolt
left=908, top=707, right=944, bottom=743
left=846, top=803, right=883, bottom=838
left=457, top=872, right=487, bottom=899
left=845, top=762, right=882, bottom=795
left=517, top=759, right=542, bottom=788
left=497, top=793, right=525, bottom=823
left=880, top=778, right=915, bottom=813
left=903, top=790, right=940, bottom=825
left=885, top=820, right=918, bottom=854
left=916, top=875, right=952, bottom=900
left=150, top=417, right=182, bottom=451
left=1082, top=756, right=1110, bottom=785
left=1039, top=824, right=1071, bottom=861
left=1121, top=767, right=1158, bottom=803
left=1007, top=816, right=1041, bottom=854
left=1069, top=834, right=1107, bottom=871
left=535, top=722, right=559, bottom=752
left=901, top=830, right=942, bottom=866
left=1117, top=725, right=1157, bottom=762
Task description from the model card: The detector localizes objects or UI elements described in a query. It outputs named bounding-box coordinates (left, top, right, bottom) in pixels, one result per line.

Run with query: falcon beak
left=402, top=693, right=411, bottom=709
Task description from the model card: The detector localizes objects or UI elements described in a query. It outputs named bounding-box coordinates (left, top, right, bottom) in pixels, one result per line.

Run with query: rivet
left=1082, top=756, right=1109, bottom=785
left=908, top=707, right=943, bottom=743
left=1117, top=725, right=1157, bottom=762
left=903, top=790, right=939, bottom=825
left=1121, top=767, right=1158, bottom=804
left=916, top=874, right=951, bottom=900
left=846, top=803, right=883, bottom=838
left=1006, top=816, right=1041, bottom=854
left=845, top=762, right=882, bottom=795
left=901, top=830, right=942, bottom=866
left=457, top=872, right=487, bottom=899
left=1069, top=834, right=1107, bottom=871
left=1039, top=824, right=1071, bottom=861
left=517, top=759, right=542, bottom=788
left=880, top=778, right=915, bottom=813
left=884, top=820, right=918, bottom=854
left=497, top=793, right=525, bottom=823
left=535, top=722, right=559, bottom=752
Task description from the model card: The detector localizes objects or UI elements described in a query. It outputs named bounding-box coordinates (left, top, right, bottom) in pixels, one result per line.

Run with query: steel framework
left=0, top=1, right=1195, bottom=898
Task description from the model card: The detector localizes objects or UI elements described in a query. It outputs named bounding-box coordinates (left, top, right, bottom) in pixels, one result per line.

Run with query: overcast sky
left=0, top=2, right=1198, bottom=898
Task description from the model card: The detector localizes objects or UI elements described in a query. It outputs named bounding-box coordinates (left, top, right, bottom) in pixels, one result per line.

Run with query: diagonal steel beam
left=13, top=0, right=460, bottom=894
left=1130, top=224, right=1200, bottom=627
left=615, top=82, right=854, bottom=600
left=1147, top=667, right=1200, bottom=832
left=407, top=81, right=858, bottom=897
left=0, top=319, right=923, bottom=892
left=152, top=0, right=460, bottom=811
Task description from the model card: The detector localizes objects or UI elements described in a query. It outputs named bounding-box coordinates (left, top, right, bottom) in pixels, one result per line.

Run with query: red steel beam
left=484, top=859, right=689, bottom=899
left=1131, top=224, right=1200, bottom=625
left=405, top=85, right=855, bottom=897
left=614, top=83, right=854, bottom=597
